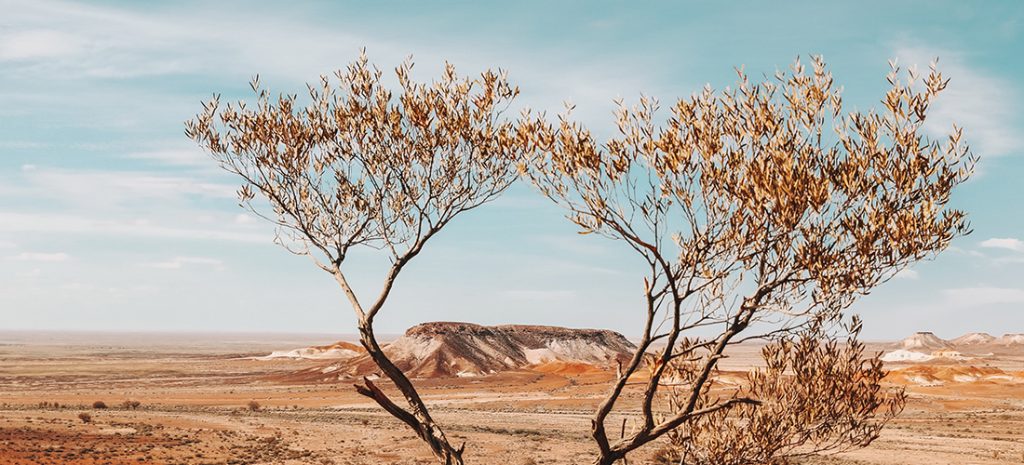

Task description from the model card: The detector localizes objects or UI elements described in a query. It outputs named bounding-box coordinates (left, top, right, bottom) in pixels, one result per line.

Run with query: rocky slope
left=882, top=331, right=1024, bottom=364
left=996, top=333, right=1024, bottom=345
left=259, top=341, right=364, bottom=360
left=950, top=332, right=996, bottom=345
left=298, top=322, right=636, bottom=380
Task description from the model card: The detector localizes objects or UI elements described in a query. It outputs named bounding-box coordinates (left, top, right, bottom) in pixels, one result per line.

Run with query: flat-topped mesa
left=297, top=322, right=637, bottom=380
left=406, top=321, right=630, bottom=342
left=897, top=331, right=953, bottom=350
left=405, top=321, right=492, bottom=336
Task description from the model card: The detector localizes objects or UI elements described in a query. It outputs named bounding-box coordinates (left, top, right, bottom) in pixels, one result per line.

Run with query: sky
left=1, top=0, right=1022, bottom=340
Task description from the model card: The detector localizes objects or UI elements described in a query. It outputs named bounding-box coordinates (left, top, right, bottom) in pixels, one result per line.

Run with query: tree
left=522, top=56, right=973, bottom=465
left=185, top=52, right=526, bottom=465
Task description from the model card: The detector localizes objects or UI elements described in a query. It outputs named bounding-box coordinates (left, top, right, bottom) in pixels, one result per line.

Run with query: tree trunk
left=354, top=322, right=465, bottom=465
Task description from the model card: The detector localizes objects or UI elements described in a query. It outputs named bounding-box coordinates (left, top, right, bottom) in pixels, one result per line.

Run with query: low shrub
left=121, top=400, right=141, bottom=410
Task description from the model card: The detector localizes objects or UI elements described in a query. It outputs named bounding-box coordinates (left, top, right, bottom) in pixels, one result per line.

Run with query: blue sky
left=1, top=0, right=1022, bottom=339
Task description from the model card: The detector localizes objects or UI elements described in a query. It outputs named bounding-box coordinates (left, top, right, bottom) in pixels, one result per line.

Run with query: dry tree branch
left=187, top=51, right=527, bottom=465
left=522, top=56, right=973, bottom=465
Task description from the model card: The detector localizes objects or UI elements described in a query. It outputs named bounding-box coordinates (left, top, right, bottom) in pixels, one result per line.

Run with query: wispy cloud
left=146, top=256, right=224, bottom=270
left=124, top=148, right=213, bottom=168
left=0, top=1, right=662, bottom=126
left=12, top=252, right=70, bottom=262
left=234, top=214, right=256, bottom=225
left=946, top=245, right=986, bottom=258
left=15, top=268, right=42, bottom=278
left=0, top=0, right=375, bottom=81
left=941, top=286, right=1024, bottom=307
left=534, top=234, right=612, bottom=256
left=0, top=212, right=269, bottom=243
left=501, top=289, right=577, bottom=301
left=18, top=167, right=236, bottom=209
left=0, top=29, right=85, bottom=61
left=980, top=237, right=1024, bottom=253
left=894, top=268, right=919, bottom=280
left=894, top=45, right=1021, bottom=158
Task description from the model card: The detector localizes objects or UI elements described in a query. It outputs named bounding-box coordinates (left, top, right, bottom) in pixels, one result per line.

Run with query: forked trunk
left=353, top=323, right=465, bottom=465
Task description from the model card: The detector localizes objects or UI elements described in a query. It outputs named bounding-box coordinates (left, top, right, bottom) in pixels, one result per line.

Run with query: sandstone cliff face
left=300, top=322, right=636, bottom=380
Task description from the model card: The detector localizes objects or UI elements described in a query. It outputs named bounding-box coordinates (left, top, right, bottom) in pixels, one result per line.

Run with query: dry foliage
left=657, top=318, right=904, bottom=465
left=121, top=399, right=142, bottom=410
left=522, top=56, right=973, bottom=464
left=186, top=51, right=526, bottom=465
left=188, top=51, right=972, bottom=465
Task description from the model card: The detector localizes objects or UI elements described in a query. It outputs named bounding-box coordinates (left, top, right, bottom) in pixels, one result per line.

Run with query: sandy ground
left=1, top=331, right=1022, bottom=464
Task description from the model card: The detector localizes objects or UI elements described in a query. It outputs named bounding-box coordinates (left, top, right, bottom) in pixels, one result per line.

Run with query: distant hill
left=258, top=341, right=364, bottom=360
left=897, top=332, right=953, bottom=351
left=996, top=333, right=1024, bottom=345
left=881, top=331, right=1024, bottom=364
left=287, top=322, right=636, bottom=381
left=950, top=332, right=996, bottom=345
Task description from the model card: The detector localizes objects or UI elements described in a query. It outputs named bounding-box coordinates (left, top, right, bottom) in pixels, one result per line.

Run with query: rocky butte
left=897, top=331, right=953, bottom=350
left=293, top=322, right=637, bottom=381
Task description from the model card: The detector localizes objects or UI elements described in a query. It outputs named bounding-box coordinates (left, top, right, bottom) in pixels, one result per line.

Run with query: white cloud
left=146, top=256, right=224, bottom=270
left=980, top=237, right=1024, bottom=253
left=0, top=1, right=660, bottom=123
left=0, top=0, right=375, bottom=80
left=894, top=45, right=1021, bottom=158
left=20, top=167, right=236, bottom=207
left=16, top=268, right=42, bottom=278
left=894, top=268, right=919, bottom=280
left=0, top=141, right=46, bottom=149
left=535, top=234, right=611, bottom=256
left=946, top=245, right=986, bottom=258
left=0, top=29, right=85, bottom=61
left=124, top=148, right=213, bottom=167
left=941, top=286, right=1024, bottom=308
left=61, top=282, right=94, bottom=291
left=0, top=212, right=269, bottom=243
left=501, top=289, right=577, bottom=301
left=13, top=252, right=70, bottom=262
left=234, top=214, right=256, bottom=225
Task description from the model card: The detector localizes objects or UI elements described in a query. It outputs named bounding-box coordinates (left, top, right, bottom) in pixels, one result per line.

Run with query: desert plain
left=1, top=329, right=1022, bottom=465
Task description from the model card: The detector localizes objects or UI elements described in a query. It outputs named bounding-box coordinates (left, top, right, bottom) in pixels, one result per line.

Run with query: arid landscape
left=1, top=326, right=1022, bottom=465
left=4, top=2, right=1023, bottom=465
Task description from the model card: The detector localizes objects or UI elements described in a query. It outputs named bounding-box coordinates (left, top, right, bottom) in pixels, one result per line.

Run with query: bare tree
left=186, top=51, right=526, bottom=465
left=522, top=57, right=973, bottom=465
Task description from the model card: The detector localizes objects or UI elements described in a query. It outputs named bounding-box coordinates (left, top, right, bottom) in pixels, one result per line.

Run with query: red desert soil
left=1, top=331, right=1022, bottom=464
